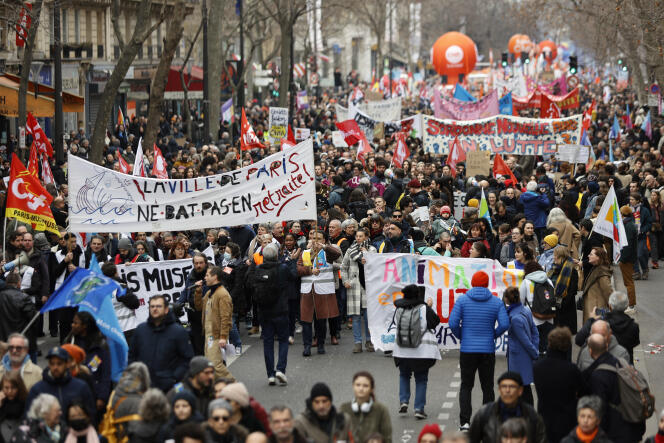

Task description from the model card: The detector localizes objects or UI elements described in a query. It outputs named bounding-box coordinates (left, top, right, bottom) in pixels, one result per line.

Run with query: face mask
left=223, top=252, right=231, bottom=261
left=69, top=418, right=89, bottom=432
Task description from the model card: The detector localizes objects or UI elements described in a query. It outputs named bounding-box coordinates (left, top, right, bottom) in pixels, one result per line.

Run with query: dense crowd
left=0, top=76, right=663, bottom=443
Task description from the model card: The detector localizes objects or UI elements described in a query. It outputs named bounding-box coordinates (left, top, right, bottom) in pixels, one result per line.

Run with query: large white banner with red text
left=68, top=139, right=316, bottom=232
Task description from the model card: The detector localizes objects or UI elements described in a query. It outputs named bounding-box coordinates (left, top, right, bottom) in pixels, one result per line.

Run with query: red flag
left=335, top=119, right=362, bottom=146
left=117, top=154, right=130, bottom=174
left=27, top=143, right=39, bottom=178
left=540, top=94, right=561, bottom=118
left=287, top=125, right=296, bottom=144
left=26, top=112, right=53, bottom=158
left=493, top=153, right=518, bottom=185
left=240, top=108, right=265, bottom=151
left=5, top=154, right=58, bottom=234
left=152, top=145, right=169, bottom=179
left=15, top=3, right=32, bottom=47
left=117, top=108, right=125, bottom=127
left=392, top=132, right=410, bottom=168
left=447, top=137, right=466, bottom=178
left=280, top=139, right=296, bottom=150
left=582, top=100, right=596, bottom=133
left=356, top=133, right=373, bottom=166
left=40, top=153, right=55, bottom=185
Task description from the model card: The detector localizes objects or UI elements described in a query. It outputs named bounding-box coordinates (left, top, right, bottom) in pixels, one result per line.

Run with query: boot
left=352, top=343, right=362, bottom=353
left=302, top=345, right=311, bottom=357
left=365, top=341, right=375, bottom=352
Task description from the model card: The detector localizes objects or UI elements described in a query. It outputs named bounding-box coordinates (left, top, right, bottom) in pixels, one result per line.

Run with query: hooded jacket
left=575, top=312, right=640, bottom=363
left=519, top=191, right=550, bottom=228
left=519, top=270, right=555, bottom=325
left=0, top=285, right=35, bottom=341
left=294, top=404, right=352, bottom=443
left=24, top=368, right=95, bottom=423
left=449, top=287, right=510, bottom=353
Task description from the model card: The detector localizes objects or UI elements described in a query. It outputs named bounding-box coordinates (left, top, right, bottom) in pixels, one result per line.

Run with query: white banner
left=268, top=107, right=289, bottom=143
left=68, top=139, right=317, bottom=232
left=362, top=97, right=402, bottom=122
left=365, top=253, right=521, bottom=352
left=555, top=144, right=589, bottom=164
left=117, top=259, right=193, bottom=325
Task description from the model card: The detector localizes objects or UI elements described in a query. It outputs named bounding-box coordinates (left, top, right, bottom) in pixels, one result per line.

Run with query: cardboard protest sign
left=466, top=150, right=491, bottom=177
left=294, top=127, right=311, bottom=141
left=268, top=107, right=289, bottom=143
left=556, top=144, right=589, bottom=164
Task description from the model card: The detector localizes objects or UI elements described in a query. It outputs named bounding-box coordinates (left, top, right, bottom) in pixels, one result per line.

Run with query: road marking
left=227, top=345, right=251, bottom=366
left=450, top=381, right=460, bottom=388
left=446, top=391, right=457, bottom=398
left=437, top=412, right=450, bottom=420
left=454, top=371, right=460, bottom=378
left=442, top=402, right=454, bottom=409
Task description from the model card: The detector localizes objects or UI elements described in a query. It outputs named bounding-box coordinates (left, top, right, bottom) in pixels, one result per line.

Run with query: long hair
left=0, top=371, right=28, bottom=402
left=547, top=207, right=569, bottom=227
left=138, top=388, right=171, bottom=423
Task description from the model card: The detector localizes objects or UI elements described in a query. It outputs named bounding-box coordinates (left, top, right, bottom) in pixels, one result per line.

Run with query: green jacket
left=339, top=401, right=392, bottom=443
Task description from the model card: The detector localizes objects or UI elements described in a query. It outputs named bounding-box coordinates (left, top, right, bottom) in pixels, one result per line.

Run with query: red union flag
left=27, top=143, right=39, bottom=178
left=26, top=112, right=54, bottom=158
left=117, top=154, right=130, bottom=174
left=356, top=133, right=373, bottom=166
left=5, top=154, right=58, bottom=234
left=335, top=119, right=362, bottom=146
left=240, top=107, right=264, bottom=151
left=493, top=153, right=518, bottom=185
left=392, top=132, right=410, bottom=168
left=152, top=145, right=168, bottom=179
left=447, top=136, right=466, bottom=178
left=540, top=94, right=561, bottom=118
left=582, top=100, right=596, bottom=133
left=15, top=3, right=32, bottom=47
left=40, top=154, right=55, bottom=185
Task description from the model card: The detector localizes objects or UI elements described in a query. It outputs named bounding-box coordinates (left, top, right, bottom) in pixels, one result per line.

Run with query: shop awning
left=0, top=73, right=85, bottom=116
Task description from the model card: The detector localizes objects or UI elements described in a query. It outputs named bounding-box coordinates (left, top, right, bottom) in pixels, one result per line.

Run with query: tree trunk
left=278, top=19, right=291, bottom=107
left=207, top=0, right=223, bottom=142
left=143, top=0, right=188, bottom=155
left=18, top=0, right=44, bottom=137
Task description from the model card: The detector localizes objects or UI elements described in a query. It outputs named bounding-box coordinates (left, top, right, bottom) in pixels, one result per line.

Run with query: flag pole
left=2, top=217, right=6, bottom=261
left=21, top=312, right=41, bottom=335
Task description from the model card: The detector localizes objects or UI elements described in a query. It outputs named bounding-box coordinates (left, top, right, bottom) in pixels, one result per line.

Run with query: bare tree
left=179, top=19, right=203, bottom=141
left=89, top=0, right=167, bottom=164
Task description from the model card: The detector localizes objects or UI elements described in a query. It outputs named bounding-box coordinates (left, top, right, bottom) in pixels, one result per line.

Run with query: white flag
left=133, top=138, right=146, bottom=177
left=591, top=185, right=628, bottom=262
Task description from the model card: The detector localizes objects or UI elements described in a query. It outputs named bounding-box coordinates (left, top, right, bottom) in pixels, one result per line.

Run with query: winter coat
left=177, top=267, right=209, bottom=308
left=576, top=334, right=630, bottom=372
left=619, top=215, right=638, bottom=263
left=0, top=355, right=42, bottom=391
left=392, top=299, right=441, bottom=373
left=559, top=426, right=614, bottom=443
left=128, top=311, right=194, bottom=392
left=500, top=241, right=517, bottom=266
left=468, top=400, right=547, bottom=443
left=581, top=265, right=613, bottom=323
left=575, top=312, right=640, bottom=364
left=519, top=271, right=555, bottom=326
left=377, top=235, right=413, bottom=253
left=383, top=179, right=405, bottom=208
left=70, top=334, right=112, bottom=405
left=0, top=286, right=35, bottom=341
left=580, top=232, right=605, bottom=279
left=549, top=220, right=581, bottom=260
left=411, top=190, right=430, bottom=208
left=127, top=420, right=168, bottom=443
left=549, top=262, right=579, bottom=333
left=537, top=248, right=555, bottom=272
left=449, top=287, right=510, bottom=353
left=204, top=424, right=248, bottom=443
left=23, top=248, right=49, bottom=302
left=460, top=238, right=490, bottom=257
left=201, top=284, right=233, bottom=340
left=294, top=406, right=352, bottom=443
left=8, top=418, right=67, bottom=443
left=340, top=242, right=376, bottom=316
left=339, top=401, right=392, bottom=443
left=347, top=200, right=371, bottom=221
left=297, top=245, right=341, bottom=322
left=0, top=396, right=24, bottom=442
left=506, top=303, right=539, bottom=384
left=245, top=260, right=297, bottom=320
left=533, top=349, right=587, bottom=443
left=431, top=216, right=461, bottom=241
left=25, top=368, right=95, bottom=422
left=520, top=191, right=550, bottom=228
left=165, top=378, right=212, bottom=426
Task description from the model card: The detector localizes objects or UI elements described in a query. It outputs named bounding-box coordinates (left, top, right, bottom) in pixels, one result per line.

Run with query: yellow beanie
left=468, top=198, right=479, bottom=208
left=543, top=234, right=559, bottom=248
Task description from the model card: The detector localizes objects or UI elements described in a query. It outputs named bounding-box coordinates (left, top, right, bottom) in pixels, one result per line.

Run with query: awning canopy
left=0, top=73, right=84, bottom=117
left=165, top=65, right=236, bottom=99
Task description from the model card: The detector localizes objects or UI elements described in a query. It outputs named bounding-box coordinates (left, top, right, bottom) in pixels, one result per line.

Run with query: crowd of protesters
left=0, top=72, right=662, bottom=442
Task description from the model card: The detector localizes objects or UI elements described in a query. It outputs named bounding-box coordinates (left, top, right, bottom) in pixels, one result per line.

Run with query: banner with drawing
left=422, top=114, right=582, bottom=155
left=68, top=139, right=316, bottom=232
left=365, top=253, right=522, bottom=352
left=434, top=89, right=499, bottom=120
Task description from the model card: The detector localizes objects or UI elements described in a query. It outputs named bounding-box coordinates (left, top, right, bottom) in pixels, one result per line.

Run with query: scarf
left=44, top=423, right=62, bottom=443
left=498, top=399, right=522, bottom=423
left=64, top=425, right=100, bottom=443
left=548, top=258, right=574, bottom=299
left=575, top=426, right=598, bottom=443
left=348, top=240, right=369, bottom=289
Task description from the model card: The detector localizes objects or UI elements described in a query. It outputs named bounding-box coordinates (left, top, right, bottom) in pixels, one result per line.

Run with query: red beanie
left=471, top=271, right=489, bottom=288
left=418, top=424, right=442, bottom=442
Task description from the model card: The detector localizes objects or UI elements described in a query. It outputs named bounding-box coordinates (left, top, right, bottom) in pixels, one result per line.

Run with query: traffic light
left=521, top=53, right=530, bottom=65
left=501, top=52, right=508, bottom=67
left=618, top=58, right=623, bottom=65
left=569, top=56, right=577, bottom=74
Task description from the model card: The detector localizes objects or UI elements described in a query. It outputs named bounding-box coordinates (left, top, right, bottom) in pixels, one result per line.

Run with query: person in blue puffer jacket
left=448, top=271, right=510, bottom=431
left=520, top=181, right=551, bottom=240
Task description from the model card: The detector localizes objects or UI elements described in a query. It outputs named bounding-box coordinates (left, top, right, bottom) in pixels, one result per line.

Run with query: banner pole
left=21, top=312, right=41, bottom=335
left=2, top=217, right=6, bottom=261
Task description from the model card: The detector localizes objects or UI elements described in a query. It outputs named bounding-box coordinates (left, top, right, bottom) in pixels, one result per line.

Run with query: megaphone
left=2, top=251, right=30, bottom=272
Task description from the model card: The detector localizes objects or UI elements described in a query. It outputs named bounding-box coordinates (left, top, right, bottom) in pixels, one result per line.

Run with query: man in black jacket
left=0, top=273, right=36, bottom=341
left=178, top=253, right=209, bottom=355
left=618, top=206, right=639, bottom=309
left=469, top=371, right=547, bottom=443
left=384, top=168, right=405, bottom=209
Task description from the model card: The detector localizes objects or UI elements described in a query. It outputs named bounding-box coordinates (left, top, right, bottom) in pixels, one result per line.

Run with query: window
left=74, top=9, right=80, bottom=43
left=61, top=8, right=68, bottom=43
left=351, top=37, right=360, bottom=71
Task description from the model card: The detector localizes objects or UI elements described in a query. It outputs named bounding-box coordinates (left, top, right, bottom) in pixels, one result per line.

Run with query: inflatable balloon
left=508, top=34, right=532, bottom=57
left=538, top=40, right=558, bottom=65
left=431, top=32, right=478, bottom=84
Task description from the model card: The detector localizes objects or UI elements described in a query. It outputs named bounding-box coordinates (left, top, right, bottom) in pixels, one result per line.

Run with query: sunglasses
left=212, top=415, right=230, bottom=422
left=392, top=214, right=402, bottom=218
left=8, top=346, right=26, bottom=352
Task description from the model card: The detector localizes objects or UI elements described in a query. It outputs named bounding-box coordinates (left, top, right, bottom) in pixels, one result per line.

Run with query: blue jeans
left=399, top=366, right=429, bottom=411
left=352, top=308, right=371, bottom=344
left=229, top=314, right=241, bottom=349
left=260, top=315, right=289, bottom=377
left=635, top=237, right=650, bottom=274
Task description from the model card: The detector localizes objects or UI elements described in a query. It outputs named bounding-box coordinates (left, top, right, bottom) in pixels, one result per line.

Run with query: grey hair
left=608, top=291, right=629, bottom=312
left=341, top=218, right=358, bottom=230
left=119, top=362, right=151, bottom=393
left=7, top=332, right=29, bottom=348
left=138, top=388, right=170, bottom=423
left=27, top=394, right=60, bottom=420
left=577, top=395, right=603, bottom=417
left=262, top=243, right=279, bottom=262
left=526, top=181, right=538, bottom=192
left=208, top=398, right=233, bottom=417
left=258, top=222, right=273, bottom=231
left=546, top=207, right=569, bottom=227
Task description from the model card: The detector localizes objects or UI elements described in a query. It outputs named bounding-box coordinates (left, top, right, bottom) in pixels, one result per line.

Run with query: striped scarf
left=548, top=257, right=574, bottom=299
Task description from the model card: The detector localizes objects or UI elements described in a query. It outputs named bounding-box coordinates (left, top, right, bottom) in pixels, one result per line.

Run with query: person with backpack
left=519, top=261, right=556, bottom=356
left=448, top=271, right=510, bottom=432
left=245, top=243, right=298, bottom=386
left=392, top=284, right=440, bottom=420
left=202, top=266, right=233, bottom=380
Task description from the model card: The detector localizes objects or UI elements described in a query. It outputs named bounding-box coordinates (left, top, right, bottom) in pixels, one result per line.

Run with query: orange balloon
left=538, top=40, right=558, bottom=64
left=431, top=32, right=477, bottom=84
left=508, top=34, right=532, bottom=57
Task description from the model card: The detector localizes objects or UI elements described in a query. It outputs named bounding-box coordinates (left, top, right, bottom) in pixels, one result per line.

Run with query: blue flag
left=454, top=84, right=476, bottom=102
left=499, top=92, right=513, bottom=115
left=610, top=115, right=621, bottom=140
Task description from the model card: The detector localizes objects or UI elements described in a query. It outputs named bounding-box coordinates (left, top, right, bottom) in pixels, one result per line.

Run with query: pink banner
left=539, top=76, right=568, bottom=95
left=434, top=89, right=499, bottom=120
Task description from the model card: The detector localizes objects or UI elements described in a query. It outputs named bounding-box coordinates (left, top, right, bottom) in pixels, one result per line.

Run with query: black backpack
left=529, top=281, right=556, bottom=319
left=252, top=265, right=280, bottom=307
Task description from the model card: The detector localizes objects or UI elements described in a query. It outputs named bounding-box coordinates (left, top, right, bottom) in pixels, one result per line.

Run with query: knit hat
left=61, top=344, right=86, bottom=364
left=402, top=284, right=421, bottom=300
left=309, top=382, right=333, bottom=402
left=467, top=198, right=479, bottom=208
left=418, top=424, right=443, bottom=443
left=471, top=271, right=489, bottom=288
left=543, top=234, right=559, bottom=248
left=188, top=356, right=213, bottom=377
left=407, top=179, right=421, bottom=188
left=498, top=371, right=524, bottom=386
left=220, top=382, right=250, bottom=407
left=173, top=389, right=197, bottom=410
left=33, top=233, right=51, bottom=252
left=440, top=206, right=451, bottom=215
left=117, top=237, right=133, bottom=251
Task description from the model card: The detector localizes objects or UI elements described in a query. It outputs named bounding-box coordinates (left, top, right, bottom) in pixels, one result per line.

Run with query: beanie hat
left=309, top=382, right=333, bottom=402
left=188, top=356, right=213, bottom=377
left=61, top=344, right=86, bottom=364
left=418, top=424, right=443, bottom=443
left=467, top=198, right=479, bottom=208
left=498, top=371, right=524, bottom=386
left=118, top=237, right=133, bottom=251
left=221, top=382, right=250, bottom=407
left=587, top=181, right=599, bottom=194
left=543, top=234, right=559, bottom=248
left=440, top=205, right=451, bottom=215
left=402, top=284, right=421, bottom=300
left=173, top=389, right=197, bottom=410
left=471, top=271, right=489, bottom=288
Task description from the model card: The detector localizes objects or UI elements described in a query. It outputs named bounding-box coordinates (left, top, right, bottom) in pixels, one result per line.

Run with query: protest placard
left=332, top=131, right=348, bottom=147
left=294, top=127, right=310, bottom=141
left=268, top=107, right=289, bottom=143
left=466, top=150, right=491, bottom=177
left=555, top=144, right=589, bottom=164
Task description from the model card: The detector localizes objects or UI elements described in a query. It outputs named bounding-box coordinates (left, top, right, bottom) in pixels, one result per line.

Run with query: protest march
left=1, top=2, right=663, bottom=442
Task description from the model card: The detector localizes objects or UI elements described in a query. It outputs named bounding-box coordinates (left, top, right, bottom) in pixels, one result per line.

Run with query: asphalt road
left=36, top=262, right=663, bottom=439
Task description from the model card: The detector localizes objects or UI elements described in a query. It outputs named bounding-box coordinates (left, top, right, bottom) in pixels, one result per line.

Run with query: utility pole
left=288, top=19, right=295, bottom=125
left=388, top=1, right=393, bottom=97
left=237, top=0, right=244, bottom=111
left=202, top=0, right=210, bottom=143
left=53, top=0, right=64, bottom=163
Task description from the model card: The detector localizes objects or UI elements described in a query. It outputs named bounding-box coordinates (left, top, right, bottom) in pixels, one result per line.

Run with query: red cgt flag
left=447, top=137, right=466, bottom=178
left=26, top=112, right=53, bottom=158
left=117, top=154, right=130, bottom=174
left=240, top=108, right=264, bottom=151
left=5, top=154, right=58, bottom=234
left=392, top=132, right=410, bottom=169
left=15, top=3, right=32, bottom=47
left=152, top=145, right=169, bottom=179
left=540, top=94, right=561, bottom=118
left=335, top=119, right=363, bottom=146
left=40, top=153, right=55, bottom=185
left=356, top=133, right=373, bottom=167
left=493, top=153, right=518, bottom=185
left=27, top=142, right=39, bottom=178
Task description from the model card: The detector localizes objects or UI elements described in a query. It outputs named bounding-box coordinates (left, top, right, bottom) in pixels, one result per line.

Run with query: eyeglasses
left=212, top=415, right=230, bottom=422
left=8, top=346, right=26, bottom=352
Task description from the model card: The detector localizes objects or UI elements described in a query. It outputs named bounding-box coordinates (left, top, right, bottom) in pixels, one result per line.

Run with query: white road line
left=442, top=402, right=454, bottom=409
left=446, top=391, right=457, bottom=398
left=450, top=381, right=460, bottom=388
left=437, top=413, right=450, bottom=420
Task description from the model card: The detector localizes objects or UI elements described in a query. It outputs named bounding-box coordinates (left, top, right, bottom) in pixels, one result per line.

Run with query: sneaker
left=295, top=324, right=303, bottom=334
left=653, top=261, right=659, bottom=269
left=275, top=371, right=288, bottom=385
left=235, top=345, right=242, bottom=355
left=625, top=306, right=637, bottom=315
left=642, top=271, right=649, bottom=280
left=414, top=409, right=427, bottom=420
left=352, top=343, right=363, bottom=353
left=459, top=423, right=470, bottom=432
left=365, top=341, right=375, bottom=352
left=633, top=272, right=642, bottom=280
left=398, top=403, right=408, bottom=414
left=288, top=336, right=294, bottom=345
left=249, top=326, right=260, bottom=335
left=384, top=350, right=393, bottom=357
left=302, top=346, right=311, bottom=357
left=268, top=377, right=276, bottom=386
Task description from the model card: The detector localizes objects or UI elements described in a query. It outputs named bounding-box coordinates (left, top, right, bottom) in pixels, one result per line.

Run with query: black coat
left=0, top=286, right=35, bottom=341
left=575, top=312, right=640, bottom=363
left=581, top=233, right=605, bottom=278
left=559, top=426, right=614, bottom=443
left=245, top=260, right=297, bottom=320
left=533, top=349, right=587, bottom=443
left=383, top=179, right=404, bottom=209
left=469, top=400, right=547, bottom=443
